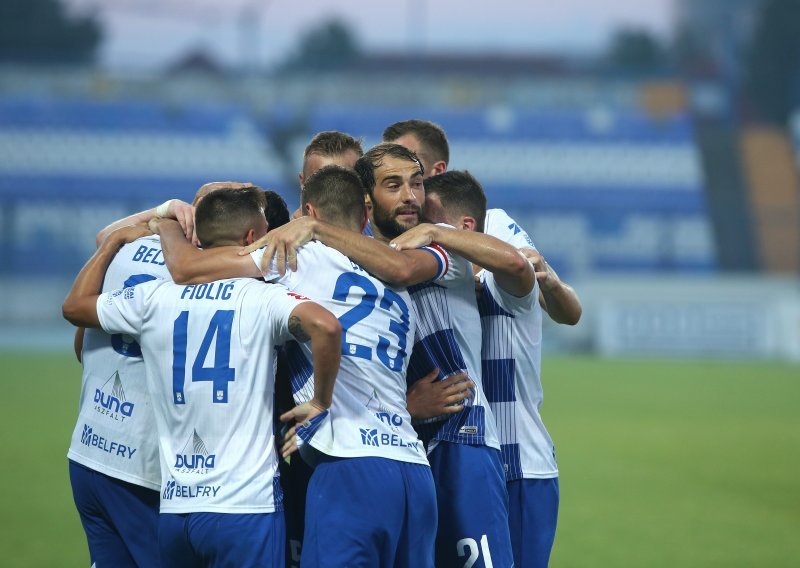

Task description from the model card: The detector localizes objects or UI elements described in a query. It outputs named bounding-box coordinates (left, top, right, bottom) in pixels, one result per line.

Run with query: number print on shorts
left=457, top=534, right=494, bottom=568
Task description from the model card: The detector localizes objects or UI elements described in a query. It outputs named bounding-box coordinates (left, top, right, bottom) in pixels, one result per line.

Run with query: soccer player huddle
left=63, top=120, right=582, bottom=568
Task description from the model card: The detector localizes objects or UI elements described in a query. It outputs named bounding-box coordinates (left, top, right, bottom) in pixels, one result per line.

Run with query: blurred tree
left=278, top=19, right=360, bottom=73
left=672, top=24, right=715, bottom=74
left=745, top=0, right=800, bottom=125
left=0, top=0, right=102, bottom=64
left=608, top=28, right=667, bottom=73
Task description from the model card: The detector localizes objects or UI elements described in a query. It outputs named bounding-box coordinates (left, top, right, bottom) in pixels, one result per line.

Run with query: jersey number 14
left=172, top=310, right=235, bottom=405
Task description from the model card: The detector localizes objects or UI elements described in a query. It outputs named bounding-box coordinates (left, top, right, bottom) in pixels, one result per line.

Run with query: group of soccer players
left=62, top=120, right=581, bottom=568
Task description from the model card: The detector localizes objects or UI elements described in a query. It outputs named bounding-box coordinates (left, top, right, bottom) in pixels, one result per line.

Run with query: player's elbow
left=506, top=251, right=531, bottom=279
left=550, top=303, right=582, bottom=326
left=167, top=264, right=193, bottom=285
left=314, top=311, right=342, bottom=345
left=62, top=298, right=82, bottom=327
left=390, top=264, right=420, bottom=287
left=564, top=304, right=582, bottom=325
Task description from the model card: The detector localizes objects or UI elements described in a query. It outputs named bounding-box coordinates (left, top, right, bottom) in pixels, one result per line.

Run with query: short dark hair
left=304, top=131, right=363, bottom=160
left=354, top=143, right=424, bottom=198
left=195, top=186, right=266, bottom=248
left=263, top=190, right=290, bottom=231
left=424, top=170, right=486, bottom=233
left=302, top=165, right=366, bottom=231
left=383, top=119, right=449, bottom=166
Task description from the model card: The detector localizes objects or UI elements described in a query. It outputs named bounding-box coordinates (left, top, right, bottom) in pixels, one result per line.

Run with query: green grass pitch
left=1, top=351, right=798, bottom=567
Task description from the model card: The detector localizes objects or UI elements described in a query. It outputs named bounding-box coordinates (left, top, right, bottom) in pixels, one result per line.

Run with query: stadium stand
left=0, top=95, right=716, bottom=282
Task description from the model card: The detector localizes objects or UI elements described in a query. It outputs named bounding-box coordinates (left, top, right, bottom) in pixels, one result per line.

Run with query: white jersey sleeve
left=251, top=281, right=309, bottom=346
left=417, top=223, right=472, bottom=284
left=96, top=279, right=163, bottom=339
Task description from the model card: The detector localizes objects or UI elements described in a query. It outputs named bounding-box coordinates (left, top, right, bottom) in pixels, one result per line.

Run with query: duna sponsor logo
left=174, top=429, right=217, bottom=473
left=94, top=371, right=134, bottom=422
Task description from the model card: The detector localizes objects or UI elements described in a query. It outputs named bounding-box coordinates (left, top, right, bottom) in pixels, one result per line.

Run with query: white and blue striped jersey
left=405, top=230, right=500, bottom=452
left=68, top=235, right=170, bottom=490
left=251, top=241, right=428, bottom=466
left=96, top=277, right=307, bottom=513
left=482, top=209, right=558, bottom=480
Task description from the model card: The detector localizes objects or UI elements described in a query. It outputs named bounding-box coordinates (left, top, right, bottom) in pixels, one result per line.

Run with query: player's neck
left=369, top=220, right=391, bottom=244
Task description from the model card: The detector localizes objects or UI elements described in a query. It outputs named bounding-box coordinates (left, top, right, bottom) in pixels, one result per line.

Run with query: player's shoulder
left=422, top=223, right=471, bottom=282
left=298, top=240, right=356, bottom=275
left=484, top=209, right=535, bottom=249
left=117, top=234, right=162, bottom=254
left=109, top=234, right=168, bottom=275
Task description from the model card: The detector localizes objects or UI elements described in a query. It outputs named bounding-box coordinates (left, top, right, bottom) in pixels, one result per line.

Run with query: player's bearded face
left=371, top=193, right=422, bottom=239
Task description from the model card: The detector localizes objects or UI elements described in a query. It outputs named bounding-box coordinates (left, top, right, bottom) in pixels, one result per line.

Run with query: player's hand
left=406, top=369, right=473, bottom=420
left=104, top=223, right=152, bottom=248
left=473, top=272, right=484, bottom=297
left=278, top=400, right=327, bottom=458
left=389, top=223, right=437, bottom=251
left=162, top=199, right=196, bottom=243
left=520, top=247, right=556, bottom=292
left=238, top=217, right=316, bottom=275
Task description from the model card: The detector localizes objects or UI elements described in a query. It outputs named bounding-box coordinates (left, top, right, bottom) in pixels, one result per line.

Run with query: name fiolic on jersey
left=180, top=282, right=236, bottom=301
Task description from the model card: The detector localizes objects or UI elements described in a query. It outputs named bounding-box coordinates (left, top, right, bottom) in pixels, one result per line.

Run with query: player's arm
left=95, top=199, right=195, bottom=247
left=63, top=225, right=153, bottom=328
left=392, top=223, right=535, bottom=297
left=150, top=218, right=260, bottom=284
left=520, top=248, right=582, bottom=325
left=278, top=302, right=342, bottom=457
left=73, top=328, right=85, bottom=363
left=240, top=217, right=441, bottom=286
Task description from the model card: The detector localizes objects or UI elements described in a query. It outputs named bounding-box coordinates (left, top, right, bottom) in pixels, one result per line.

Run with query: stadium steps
left=740, top=126, right=800, bottom=273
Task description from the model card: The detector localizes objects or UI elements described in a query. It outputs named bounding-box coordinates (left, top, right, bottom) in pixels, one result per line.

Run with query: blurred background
left=0, top=0, right=798, bottom=566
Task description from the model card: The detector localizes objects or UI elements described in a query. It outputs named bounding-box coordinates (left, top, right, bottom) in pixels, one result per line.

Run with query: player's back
left=69, top=235, right=170, bottom=489
left=482, top=208, right=557, bottom=479
left=97, top=276, right=305, bottom=514
left=254, top=241, right=427, bottom=465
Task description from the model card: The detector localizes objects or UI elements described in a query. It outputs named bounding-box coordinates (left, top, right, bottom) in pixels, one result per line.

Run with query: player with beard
left=147, top=166, right=444, bottom=567
left=385, top=120, right=582, bottom=566
left=244, top=143, right=535, bottom=567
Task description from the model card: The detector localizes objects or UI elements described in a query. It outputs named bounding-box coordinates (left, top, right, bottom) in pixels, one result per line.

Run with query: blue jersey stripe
left=283, top=341, right=313, bottom=397
left=482, top=358, right=516, bottom=403
left=500, top=442, right=523, bottom=481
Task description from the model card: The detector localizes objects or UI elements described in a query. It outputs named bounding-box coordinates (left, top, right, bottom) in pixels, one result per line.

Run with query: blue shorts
left=159, top=511, right=285, bottom=568
left=69, top=459, right=161, bottom=568
left=428, top=442, right=513, bottom=568
left=508, top=477, right=559, bottom=568
left=302, top=456, right=437, bottom=568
